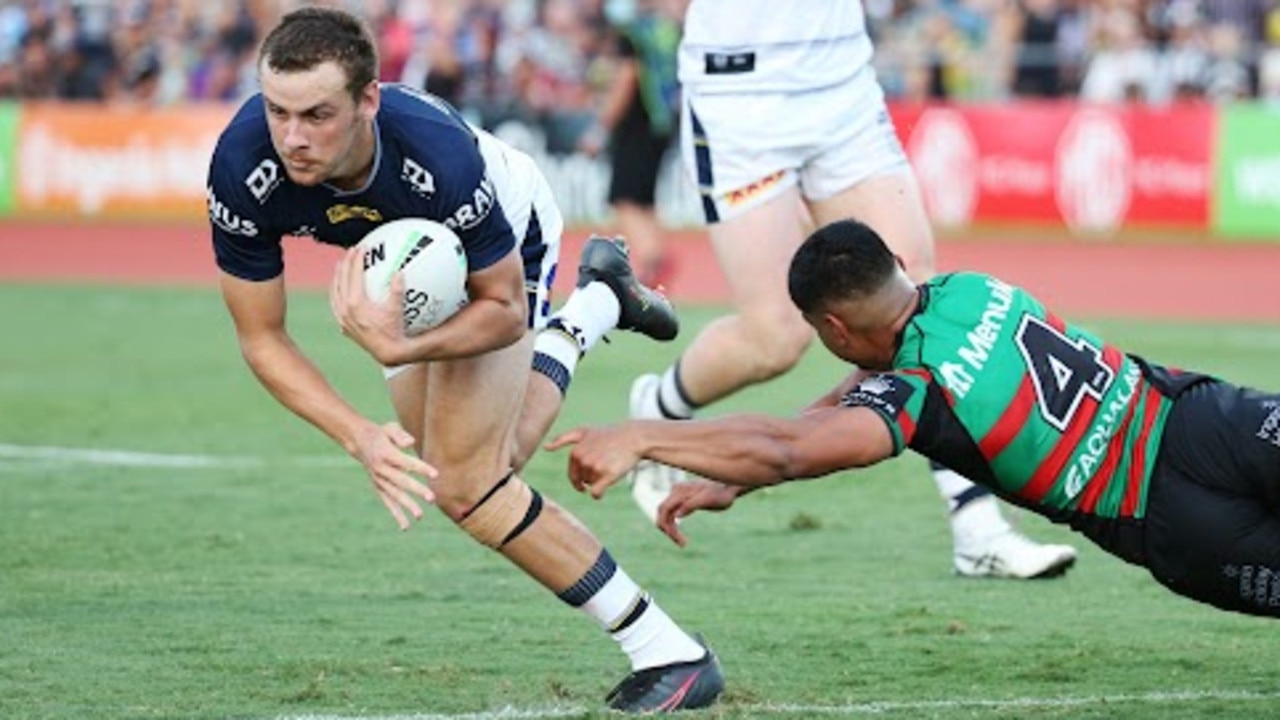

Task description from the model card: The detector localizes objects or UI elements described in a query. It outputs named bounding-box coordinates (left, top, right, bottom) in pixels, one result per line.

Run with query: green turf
left=2, top=283, right=1279, bottom=719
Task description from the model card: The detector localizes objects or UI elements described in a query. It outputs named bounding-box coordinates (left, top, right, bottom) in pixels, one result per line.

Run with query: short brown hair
left=258, top=7, right=377, bottom=99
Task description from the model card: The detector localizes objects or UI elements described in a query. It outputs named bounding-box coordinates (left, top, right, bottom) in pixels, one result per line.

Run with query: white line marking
left=0, top=443, right=348, bottom=470
left=273, top=689, right=1280, bottom=719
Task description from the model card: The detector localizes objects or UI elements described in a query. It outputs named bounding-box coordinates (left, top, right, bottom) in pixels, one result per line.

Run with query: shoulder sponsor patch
left=840, top=374, right=916, bottom=419
left=245, top=159, right=281, bottom=204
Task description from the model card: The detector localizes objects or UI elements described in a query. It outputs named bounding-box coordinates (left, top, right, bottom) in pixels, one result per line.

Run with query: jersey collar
left=894, top=284, right=929, bottom=353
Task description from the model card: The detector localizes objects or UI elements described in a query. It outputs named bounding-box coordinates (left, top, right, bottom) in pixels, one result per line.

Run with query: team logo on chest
left=401, top=158, right=436, bottom=197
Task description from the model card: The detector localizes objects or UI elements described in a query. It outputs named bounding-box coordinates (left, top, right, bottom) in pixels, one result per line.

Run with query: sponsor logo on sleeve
left=1257, top=400, right=1280, bottom=448
left=840, top=374, right=916, bottom=418
left=442, top=176, right=496, bottom=231
left=245, top=159, right=281, bottom=204
left=207, top=186, right=258, bottom=237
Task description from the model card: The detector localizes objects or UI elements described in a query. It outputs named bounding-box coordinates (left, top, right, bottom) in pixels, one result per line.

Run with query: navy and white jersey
left=207, top=84, right=558, bottom=287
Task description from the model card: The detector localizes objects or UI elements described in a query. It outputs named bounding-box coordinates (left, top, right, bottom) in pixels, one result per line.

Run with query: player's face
left=807, top=308, right=894, bottom=370
left=259, top=60, right=378, bottom=188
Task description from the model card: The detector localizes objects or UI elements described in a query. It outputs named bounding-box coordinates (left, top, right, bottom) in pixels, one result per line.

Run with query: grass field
left=3, top=282, right=1280, bottom=719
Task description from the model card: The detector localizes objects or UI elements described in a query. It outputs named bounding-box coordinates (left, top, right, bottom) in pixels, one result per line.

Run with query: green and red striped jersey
left=842, top=272, right=1186, bottom=521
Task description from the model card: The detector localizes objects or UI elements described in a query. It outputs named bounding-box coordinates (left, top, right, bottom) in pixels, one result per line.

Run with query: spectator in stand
left=1011, top=0, right=1067, bottom=97
left=1202, top=21, right=1253, bottom=102
left=1260, top=4, right=1280, bottom=105
left=507, top=0, right=603, bottom=154
left=1150, top=0, right=1210, bottom=103
left=1080, top=6, right=1158, bottom=102
left=16, top=23, right=56, bottom=98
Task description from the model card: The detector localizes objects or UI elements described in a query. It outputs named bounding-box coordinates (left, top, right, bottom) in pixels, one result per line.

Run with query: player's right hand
left=352, top=421, right=438, bottom=530
left=656, top=480, right=742, bottom=547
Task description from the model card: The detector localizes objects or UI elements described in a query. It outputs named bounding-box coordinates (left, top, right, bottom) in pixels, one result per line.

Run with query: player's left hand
left=331, top=246, right=409, bottom=365
left=656, top=481, right=741, bottom=547
left=545, top=424, right=641, bottom=498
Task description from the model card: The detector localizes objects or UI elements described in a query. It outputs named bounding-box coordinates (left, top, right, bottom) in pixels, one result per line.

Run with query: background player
left=579, top=0, right=685, bottom=287
left=626, top=0, right=1077, bottom=579
left=554, top=217, right=1280, bottom=620
left=207, top=7, right=722, bottom=713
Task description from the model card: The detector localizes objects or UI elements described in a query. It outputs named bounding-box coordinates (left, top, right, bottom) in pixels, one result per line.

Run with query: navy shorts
left=1143, top=380, right=1280, bottom=617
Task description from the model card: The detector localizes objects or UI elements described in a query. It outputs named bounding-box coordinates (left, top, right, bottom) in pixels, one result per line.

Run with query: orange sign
left=16, top=103, right=234, bottom=218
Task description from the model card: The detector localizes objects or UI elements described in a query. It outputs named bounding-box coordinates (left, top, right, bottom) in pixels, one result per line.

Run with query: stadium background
left=1, top=0, right=1280, bottom=314
left=4, top=1, right=1280, bottom=718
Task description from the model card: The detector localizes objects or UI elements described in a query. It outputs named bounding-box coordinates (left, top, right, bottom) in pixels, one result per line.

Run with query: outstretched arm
left=547, top=406, right=897, bottom=499
left=220, top=270, right=436, bottom=529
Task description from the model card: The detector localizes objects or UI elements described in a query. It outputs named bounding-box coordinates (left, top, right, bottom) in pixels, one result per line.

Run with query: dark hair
left=258, top=7, right=377, bottom=99
left=787, top=219, right=898, bottom=314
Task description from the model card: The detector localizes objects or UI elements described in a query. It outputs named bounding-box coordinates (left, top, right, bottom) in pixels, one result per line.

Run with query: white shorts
left=383, top=164, right=562, bottom=380
left=681, top=65, right=909, bottom=224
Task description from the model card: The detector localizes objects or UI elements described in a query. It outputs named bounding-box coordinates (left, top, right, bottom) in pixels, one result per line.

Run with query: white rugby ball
left=359, top=218, right=469, bottom=336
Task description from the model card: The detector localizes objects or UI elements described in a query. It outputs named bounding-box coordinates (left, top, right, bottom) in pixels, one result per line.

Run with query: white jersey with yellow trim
left=678, top=0, right=874, bottom=94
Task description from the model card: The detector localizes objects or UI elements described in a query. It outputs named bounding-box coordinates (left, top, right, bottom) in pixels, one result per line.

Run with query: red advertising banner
left=891, top=102, right=1214, bottom=234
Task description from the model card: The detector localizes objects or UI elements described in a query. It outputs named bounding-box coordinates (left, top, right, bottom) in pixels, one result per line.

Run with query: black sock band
left=951, top=484, right=991, bottom=513
left=557, top=549, right=618, bottom=607
left=532, top=351, right=571, bottom=396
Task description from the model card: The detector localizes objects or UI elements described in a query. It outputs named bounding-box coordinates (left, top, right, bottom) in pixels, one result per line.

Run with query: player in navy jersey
left=553, top=218, right=1280, bottom=619
left=207, top=8, right=722, bottom=712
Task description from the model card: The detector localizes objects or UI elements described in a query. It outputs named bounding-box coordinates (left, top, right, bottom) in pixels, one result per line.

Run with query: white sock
left=581, top=566, right=704, bottom=670
left=657, top=364, right=696, bottom=420
left=612, top=600, right=706, bottom=671
left=552, top=281, right=621, bottom=352
left=533, top=327, right=583, bottom=379
left=932, top=464, right=1012, bottom=549
left=932, top=464, right=978, bottom=511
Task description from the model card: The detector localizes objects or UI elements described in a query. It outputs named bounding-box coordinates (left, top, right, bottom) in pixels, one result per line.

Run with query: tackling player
left=555, top=218, right=1280, bottom=619
left=625, top=0, right=1078, bottom=578
left=206, top=7, right=722, bottom=712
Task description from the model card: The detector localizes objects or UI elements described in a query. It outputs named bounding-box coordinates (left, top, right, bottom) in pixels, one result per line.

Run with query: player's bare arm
left=549, top=406, right=897, bottom=498
left=221, top=270, right=437, bottom=530
left=331, top=245, right=527, bottom=366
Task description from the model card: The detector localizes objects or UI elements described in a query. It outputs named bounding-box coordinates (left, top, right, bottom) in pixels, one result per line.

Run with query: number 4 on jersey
left=1015, top=315, right=1114, bottom=431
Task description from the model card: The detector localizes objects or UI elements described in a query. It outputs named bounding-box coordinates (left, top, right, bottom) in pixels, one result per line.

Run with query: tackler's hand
left=656, top=480, right=741, bottom=547
left=546, top=424, right=644, bottom=499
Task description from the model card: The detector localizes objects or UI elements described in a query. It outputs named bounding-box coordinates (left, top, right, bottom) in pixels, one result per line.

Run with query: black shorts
left=608, top=125, right=672, bottom=207
left=1143, top=380, right=1280, bottom=617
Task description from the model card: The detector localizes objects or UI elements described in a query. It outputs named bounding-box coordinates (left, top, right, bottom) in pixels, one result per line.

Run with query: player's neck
left=328, top=122, right=377, bottom=191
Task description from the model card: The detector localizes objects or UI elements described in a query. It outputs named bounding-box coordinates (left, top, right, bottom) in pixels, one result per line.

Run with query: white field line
left=275, top=689, right=1280, bottom=719
left=0, top=443, right=348, bottom=470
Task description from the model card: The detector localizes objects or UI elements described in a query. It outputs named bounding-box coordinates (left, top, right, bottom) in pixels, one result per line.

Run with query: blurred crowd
left=871, top=0, right=1280, bottom=104
left=3, top=0, right=1280, bottom=140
